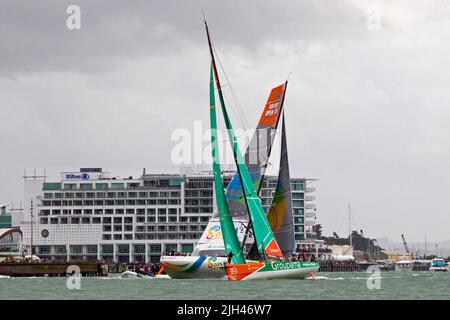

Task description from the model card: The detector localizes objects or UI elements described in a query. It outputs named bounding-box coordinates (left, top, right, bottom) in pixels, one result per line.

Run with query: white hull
left=121, top=271, right=144, bottom=278
left=429, top=267, right=448, bottom=272
left=241, top=266, right=319, bottom=281
left=160, top=255, right=228, bottom=279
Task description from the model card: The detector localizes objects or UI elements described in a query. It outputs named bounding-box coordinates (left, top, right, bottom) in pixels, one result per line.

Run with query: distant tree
left=312, top=224, right=322, bottom=237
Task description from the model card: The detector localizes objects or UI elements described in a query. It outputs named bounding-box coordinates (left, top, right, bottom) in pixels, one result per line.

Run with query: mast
left=30, top=199, right=33, bottom=256
left=348, top=203, right=352, bottom=247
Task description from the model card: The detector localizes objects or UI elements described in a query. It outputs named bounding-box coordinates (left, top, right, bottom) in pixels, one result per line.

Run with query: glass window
left=111, top=183, right=124, bottom=190
left=124, top=217, right=133, bottom=224
left=117, top=244, right=129, bottom=253
left=292, top=200, right=304, bottom=208
left=292, top=192, right=304, bottom=199
left=96, top=183, right=108, bottom=190
left=43, top=182, right=61, bottom=190
left=291, top=181, right=304, bottom=191
left=101, top=244, right=113, bottom=253
left=80, top=183, right=93, bottom=190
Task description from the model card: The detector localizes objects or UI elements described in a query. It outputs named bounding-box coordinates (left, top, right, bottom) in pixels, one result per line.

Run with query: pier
left=318, top=263, right=361, bottom=272
left=0, top=261, right=105, bottom=277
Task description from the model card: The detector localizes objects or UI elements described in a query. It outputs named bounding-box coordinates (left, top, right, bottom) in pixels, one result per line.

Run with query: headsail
left=267, top=112, right=295, bottom=256
left=226, top=83, right=287, bottom=216
left=208, top=64, right=245, bottom=264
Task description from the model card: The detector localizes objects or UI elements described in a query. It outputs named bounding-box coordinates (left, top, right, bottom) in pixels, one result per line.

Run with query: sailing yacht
left=204, top=19, right=319, bottom=280
left=160, top=23, right=290, bottom=280
left=160, top=83, right=288, bottom=279
left=160, top=18, right=319, bottom=280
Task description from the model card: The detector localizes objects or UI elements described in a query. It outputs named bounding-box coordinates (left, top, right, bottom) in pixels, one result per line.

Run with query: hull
left=226, top=261, right=320, bottom=281
left=121, top=271, right=144, bottom=278
left=429, top=267, right=448, bottom=272
left=160, top=256, right=227, bottom=279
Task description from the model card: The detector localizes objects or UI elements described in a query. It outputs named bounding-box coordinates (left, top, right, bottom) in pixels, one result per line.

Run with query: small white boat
left=120, top=270, right=145, bottom=278
left=429, top=258, right=448, bottom=272
left=395, top=260, right=413, bottom=272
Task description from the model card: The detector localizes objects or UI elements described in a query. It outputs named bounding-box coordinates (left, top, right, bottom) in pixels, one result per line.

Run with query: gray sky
left=1, top=0, right=450, bottom=242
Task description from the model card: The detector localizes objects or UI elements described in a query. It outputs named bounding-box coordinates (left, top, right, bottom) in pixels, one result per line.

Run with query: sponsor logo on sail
left=264, top=101, right=280, bottom=117
left=206, top=225, right=222, bottom=240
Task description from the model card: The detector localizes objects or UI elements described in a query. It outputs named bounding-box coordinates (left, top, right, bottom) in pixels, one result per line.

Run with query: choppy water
left=0, top=272, right=449, bottom=300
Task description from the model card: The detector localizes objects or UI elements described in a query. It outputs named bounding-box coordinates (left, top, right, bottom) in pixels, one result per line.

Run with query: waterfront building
left=19, top=168, right=317, bottom=263
left=0, top=205, right=12, bottom=228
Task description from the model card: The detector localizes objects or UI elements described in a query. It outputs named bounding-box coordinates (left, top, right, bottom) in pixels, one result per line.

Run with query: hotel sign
left=64, top=173, right=90, bottom=180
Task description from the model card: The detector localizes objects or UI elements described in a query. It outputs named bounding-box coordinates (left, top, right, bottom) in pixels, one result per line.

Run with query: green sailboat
left=204, top=19, right=320, bottom=280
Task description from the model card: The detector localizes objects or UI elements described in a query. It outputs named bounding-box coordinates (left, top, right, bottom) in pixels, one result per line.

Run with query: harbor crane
left=401, top=234, right=410, bottom=254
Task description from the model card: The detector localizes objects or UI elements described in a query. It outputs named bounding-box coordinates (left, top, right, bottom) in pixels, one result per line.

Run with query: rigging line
left=215, top=85, right=248, bottom=140
left=212, top=45, right=250, bottom=132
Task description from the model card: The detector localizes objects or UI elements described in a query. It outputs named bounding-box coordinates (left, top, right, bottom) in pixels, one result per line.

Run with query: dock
left=0, top=261, right=106, bottom=277
left=318, top=263, right=361, bottom=272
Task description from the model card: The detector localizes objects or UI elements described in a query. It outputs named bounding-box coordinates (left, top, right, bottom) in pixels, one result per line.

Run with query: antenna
left=286, top=72, right=293, bottom=82
left=201, top=9, right=206, bottom=22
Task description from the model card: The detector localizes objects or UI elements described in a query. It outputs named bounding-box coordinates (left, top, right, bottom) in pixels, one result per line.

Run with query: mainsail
left=208, top=63, right=245, bottom=264
left=194, top=19, right=287, bottom=257
left=266, top=112, right=295, bottom=256
left=194, top=87, right=286, bottom=257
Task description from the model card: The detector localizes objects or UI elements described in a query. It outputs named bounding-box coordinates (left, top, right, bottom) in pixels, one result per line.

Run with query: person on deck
left=227, top=252, right=234, bottom=264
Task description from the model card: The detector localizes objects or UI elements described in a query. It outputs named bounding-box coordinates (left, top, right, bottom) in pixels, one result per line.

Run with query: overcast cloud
left=1, top=0, right=450, bottom=242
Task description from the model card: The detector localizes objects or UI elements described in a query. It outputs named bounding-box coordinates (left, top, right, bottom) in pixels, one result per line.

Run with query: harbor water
left=0, top=272, right=449, bottom=300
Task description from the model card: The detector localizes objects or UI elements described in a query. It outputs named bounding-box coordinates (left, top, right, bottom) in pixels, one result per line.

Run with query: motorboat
left=429, top=258, right=448, bottom=272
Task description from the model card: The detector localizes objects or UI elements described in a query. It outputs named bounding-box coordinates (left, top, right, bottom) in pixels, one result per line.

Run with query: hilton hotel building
left=20, top=168, right=317, bottom=263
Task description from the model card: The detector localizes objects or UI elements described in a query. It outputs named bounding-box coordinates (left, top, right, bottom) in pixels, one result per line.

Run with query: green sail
left=209, top=64, right=245, bottom=264
left=204, top=18, right=282, bottom=260
left=210, top=76, right=283, bottom=259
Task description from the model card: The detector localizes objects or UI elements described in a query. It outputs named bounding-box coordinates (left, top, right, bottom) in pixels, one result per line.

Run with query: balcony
left=305, top=196, right=315, bottom=201
left=305, top=204, right=315, bottom=210
left=305, top=187, right=315, bottom=193
left=304, top=212, right=316, bottom=218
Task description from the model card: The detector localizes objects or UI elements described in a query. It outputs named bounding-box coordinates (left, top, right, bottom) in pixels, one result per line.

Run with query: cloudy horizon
left=1, top=0, right=450, bottom=243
